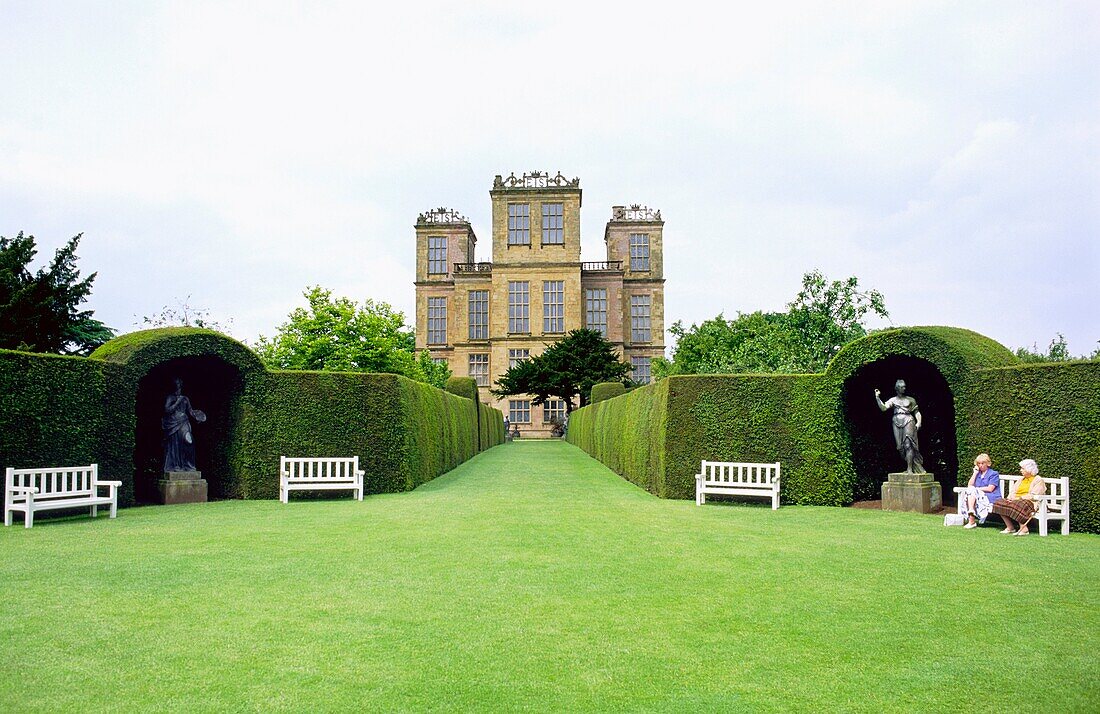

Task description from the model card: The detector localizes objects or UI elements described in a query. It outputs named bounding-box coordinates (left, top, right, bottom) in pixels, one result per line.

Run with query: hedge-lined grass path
left=1, top=440, right=1098, bottom=712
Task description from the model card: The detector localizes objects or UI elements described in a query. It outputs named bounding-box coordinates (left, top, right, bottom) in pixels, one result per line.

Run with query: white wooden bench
left=955, top=474, right=1069, bottom=536
left=4, top=464, right=121, bottom=529
left=695, top=461, right=781, bottom=509
left=279, top=456, right=364, bottom=503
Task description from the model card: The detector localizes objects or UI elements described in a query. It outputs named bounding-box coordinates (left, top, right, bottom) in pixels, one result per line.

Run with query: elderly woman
left=958, top=454, right=1001, bottom=528
left=991, top=459, right=1045, bottom=536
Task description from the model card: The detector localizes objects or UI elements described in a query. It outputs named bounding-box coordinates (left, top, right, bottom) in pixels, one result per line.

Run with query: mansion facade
left=414, top=172, right=665, bottom=437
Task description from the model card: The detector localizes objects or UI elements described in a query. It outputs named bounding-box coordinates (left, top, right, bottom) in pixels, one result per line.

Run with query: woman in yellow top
left=990, top=459, right=1045, bottom=536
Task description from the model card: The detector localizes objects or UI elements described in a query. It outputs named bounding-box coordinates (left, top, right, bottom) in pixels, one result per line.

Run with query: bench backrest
left=5, top=464, right=98, bottom=500
left=1001, top=474, right=1069, bottom=516
left=281, top=457, right=360, bottom=481
left=700, top=461, right=780, bottom=486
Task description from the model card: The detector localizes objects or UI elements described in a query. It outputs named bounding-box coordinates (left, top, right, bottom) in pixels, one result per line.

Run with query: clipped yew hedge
left=445, top=376, right=479, bottom=402
left=1, top=328, right=503, bottom=506
left=664, top=374, right=841, bottom=503
left=569, top=375, right=836, bottom=503
left=567, top=380, right=668, bottom=494
left=0, top=349, right=125, bottom=493
left=590, top=382, right=629, bottom=404
left=964, top=361, right=1100, bottom=534
left=479, top=400, right=505, bottom=453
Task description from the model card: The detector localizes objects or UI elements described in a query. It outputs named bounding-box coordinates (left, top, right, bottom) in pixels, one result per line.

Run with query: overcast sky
left=2, top=1, right=1097, bottom=357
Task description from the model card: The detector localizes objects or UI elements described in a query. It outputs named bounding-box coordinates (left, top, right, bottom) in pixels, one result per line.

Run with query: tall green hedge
left=479, top=400, right=505, bottom=452
left=964, top=361, right=1100, bottom=533
left=445, top=376, right=479, bottom=402
left=568, top=327, right=1100, bottom=533
left=567, top=380, right=668, bottom=494
left=590, top=382, right=629, bottom=404
left=569, top=375, right=837, bottom=503
left=0, top=349, right=125, bottom=493
left=664, top=374, right=842, bottom=503
left=1, top=328, right=503, bottom=506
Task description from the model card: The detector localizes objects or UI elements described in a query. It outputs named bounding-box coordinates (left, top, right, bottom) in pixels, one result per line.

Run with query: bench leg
left=25, top=508, right=33, bottom=528
left=1038, top=516, right=1048, bottom=537
left=356, top=487, right=363, bottom=501
left=1062, top=518, right=1069, bottom=535
left=4, top=506, right=11, bottom=527
left=280, top=488, right=287, bottom=504
left=109, top=500, right=117, bottom=519
left=772, top=492, right=779, bottom=510
left=91, top=505, right=98, bottom=519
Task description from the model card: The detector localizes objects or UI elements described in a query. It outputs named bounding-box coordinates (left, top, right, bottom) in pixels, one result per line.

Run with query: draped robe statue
left=874, top=379, right=926, bottom=474
left=162, top=378, right=207, bottom=472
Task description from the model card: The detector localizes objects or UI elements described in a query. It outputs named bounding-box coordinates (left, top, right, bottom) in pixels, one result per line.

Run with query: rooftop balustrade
left=417, top=207, right=470, bottom=225
left=493, top=171, right=580, bottom=189
left=610, top=204, right=661, bottom=222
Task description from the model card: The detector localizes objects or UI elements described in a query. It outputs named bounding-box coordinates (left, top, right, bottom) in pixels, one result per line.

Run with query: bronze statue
left=874, top=379, right=926, bottom=474
left=162, top=377, right=206, bottom=472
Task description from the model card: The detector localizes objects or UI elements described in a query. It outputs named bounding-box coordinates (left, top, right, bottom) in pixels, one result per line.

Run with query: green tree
left=654, top=311, right=803, bottom=378
left=0, top=231, right=114, bottom=355
left=492, top=328, right=632, bottom=410
left=654, top=270, right=888, bottom=378
left=785, top=269, right=889, bottom=372
left=254, top=286, right=450, bottom=387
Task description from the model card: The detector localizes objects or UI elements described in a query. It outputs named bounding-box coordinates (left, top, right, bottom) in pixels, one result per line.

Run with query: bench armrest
left=96, top=480, right=123, bottom=487
left=356, top=470, right=365, bottom=477
left=951, top=487, right=966, bottom=493
left=7, top=485, right=39, bottom=494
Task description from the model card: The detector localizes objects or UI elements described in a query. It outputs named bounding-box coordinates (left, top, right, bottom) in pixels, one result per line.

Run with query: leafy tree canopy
left=254, top=286, right=450, bottom=388
left=654, top=269, right=889, bottom=378
left=492, top=328, right=632, bottom=410
left=0, top=231, right=114, bottom=355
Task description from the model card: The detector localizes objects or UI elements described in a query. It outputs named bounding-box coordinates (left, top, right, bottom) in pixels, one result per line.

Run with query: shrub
left=590, top=382, right=629, bottom=403
left=445, top=376, right=479, bottom=402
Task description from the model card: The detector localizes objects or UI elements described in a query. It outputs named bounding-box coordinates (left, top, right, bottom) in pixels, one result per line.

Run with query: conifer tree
left=0, top=232, right=113, bottom=354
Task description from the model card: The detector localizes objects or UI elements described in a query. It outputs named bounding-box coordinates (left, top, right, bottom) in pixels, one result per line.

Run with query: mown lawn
left=1, top=440, right=1097, bottom=712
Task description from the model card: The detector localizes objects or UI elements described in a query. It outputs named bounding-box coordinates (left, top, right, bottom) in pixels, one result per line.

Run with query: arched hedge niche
left=842, top=355, right=958, bottom=503
left=134, top=356, right=244, bottom=503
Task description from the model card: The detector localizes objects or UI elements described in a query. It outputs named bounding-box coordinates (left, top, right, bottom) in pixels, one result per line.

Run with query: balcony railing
left=454, top=262, right=493, bottom=274
left=581, top=261, right=623, bottom=272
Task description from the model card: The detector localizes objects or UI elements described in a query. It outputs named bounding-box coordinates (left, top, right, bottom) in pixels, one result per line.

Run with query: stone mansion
left=414, top=171, right=665, bottom=437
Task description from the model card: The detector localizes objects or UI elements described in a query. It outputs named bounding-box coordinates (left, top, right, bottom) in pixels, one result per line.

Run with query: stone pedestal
left=881, top=472, right=941, bottom=514
left=157, top=471, right=208, bottom=505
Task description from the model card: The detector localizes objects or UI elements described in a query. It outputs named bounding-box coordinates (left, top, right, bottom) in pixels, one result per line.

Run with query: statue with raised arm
left=162, top=377, right=207, bottom=472
left=875, top=379, right=926, bottom=474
